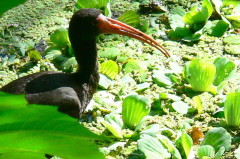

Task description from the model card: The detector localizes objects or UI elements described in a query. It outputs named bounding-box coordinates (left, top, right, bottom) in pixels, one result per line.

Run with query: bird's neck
left=72, top=38, right=98, bottom=82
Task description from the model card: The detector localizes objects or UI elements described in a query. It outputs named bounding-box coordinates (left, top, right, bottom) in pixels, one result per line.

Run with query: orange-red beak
left=97, top=14, right=170, bottom=58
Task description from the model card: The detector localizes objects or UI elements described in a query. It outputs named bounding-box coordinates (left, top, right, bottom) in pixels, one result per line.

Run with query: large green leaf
left=0, top=93, right=104, bottom=158
left=0, top=92, right=27, bottom=110
left=201, top=127, right=231, bottom=151
left=224, top=92, right=240, bottom=126
left=122, top=95, right=150, bottom=130
left=0, top=0, right=28, bottom=16
left=138, top=134, right=171, bottom=159
left=0, top=105, right=104, bottom=158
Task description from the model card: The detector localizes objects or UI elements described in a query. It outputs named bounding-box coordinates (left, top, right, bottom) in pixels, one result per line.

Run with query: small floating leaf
left=181, top=132, right=194, bottom=159
left=138, top=134, right=171, bottom=159
left=100, top=60, right=119, bottom=79
left=213, top=57, right=236, bottom=86
left=201, top=127, right=231, bottom=151
left=193, top=96, right=203, bottom=114
left=235, top=146, right=240, bottom=159
left=224, top=45, right=240, bottom=55
left=123, top=60, right=142, bottom=73
left=44, top=46, right=62, bottom=59
left=152, top=70, right=173, bottom=88
left=118, top=11, right=140, bottom=27
left=157, top=134, right=182, bottom=159
left=223, top=35, right=240, bottom=45
left=61, top=57, right=77, bottom=72
left=135, top=82, right=150, bottom=93
left=101, top=114, right=123, bottom=138
left=184, top=59, right=216, bottom=92
left=172, top=101, right=189, bottom=114
left=98, top=74, right=113, bottom=89
left=28, top=50, right=42, bottom=61
left=197, top=145, right=215, bottom=159
left=224, top=92, right=240, bottom=126
left=50, top=28, right=70, bottom=47
left=122, top=95, right=150, bottom=129
left=98, top=48, right=120, bottom=60
left=75, top=0, right=111, bottom=17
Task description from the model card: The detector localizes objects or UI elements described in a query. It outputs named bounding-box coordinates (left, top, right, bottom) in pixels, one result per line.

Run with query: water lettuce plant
left=201, top=127, right=231, bottom=152
left=45, top=28, right=76, bottom=72
left=0, top=92, right=104, bottom=158
left=100, top=94, right=150, bottom=138
left=213, top=57, right=236, bottom=86
left=122, top=95, right=150, bottom=130
left=75, top=0, right=111, bottom=17
left=224, top=92, right=240, bottom=126
left=168, top=0, right=239, bottom=41
left=197, top=145, right=225, bottom=159
left=100, top=60, right=119, bottom=79
left=118, top=11, right=140, bottom=28
left=168, top=0, right=213, bottom=41
left=138, top=134, right=171, bottom=159
left=184, top=59, right=216, bottom=92
left=211, top=0, right=240, bottom=28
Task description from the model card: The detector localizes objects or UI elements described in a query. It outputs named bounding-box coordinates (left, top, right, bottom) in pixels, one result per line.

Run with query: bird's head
left=69, top=8, right=170, bottom=57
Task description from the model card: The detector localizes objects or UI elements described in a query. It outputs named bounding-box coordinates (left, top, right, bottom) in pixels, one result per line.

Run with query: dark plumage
left=1, top=9, right=169, bottom=118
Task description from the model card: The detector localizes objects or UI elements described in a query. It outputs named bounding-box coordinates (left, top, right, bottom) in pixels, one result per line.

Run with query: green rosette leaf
left=201, top=127, right=231, bottom=151
left=118, top=11, right=140, bottom=27
left=138, top=134, right=171, bottom=159
left=122, top=95, right=150, bottom=130
left=184, top=59, right=216, bottom=92
left=50, top=28, right=70, bottom=47
left=100, top=60, right=119, bottom=79
left=213, top=57, right=236, bottom=86
left=224, top=92, right=240, bottom=126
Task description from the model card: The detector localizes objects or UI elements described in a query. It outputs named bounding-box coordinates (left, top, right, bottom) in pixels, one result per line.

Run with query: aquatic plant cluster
left=0, top=0, right=240, bottom=158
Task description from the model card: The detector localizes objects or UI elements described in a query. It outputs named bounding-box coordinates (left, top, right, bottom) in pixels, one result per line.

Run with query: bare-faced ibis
left=0, top=9, right=169, bottom=118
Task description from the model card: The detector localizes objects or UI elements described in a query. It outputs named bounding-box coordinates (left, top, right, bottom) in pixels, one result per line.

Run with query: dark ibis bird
left=0, top=9, right=169, bottom=118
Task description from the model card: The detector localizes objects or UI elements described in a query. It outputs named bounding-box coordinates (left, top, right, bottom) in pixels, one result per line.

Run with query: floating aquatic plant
left=201, top=127, right=231, bottom=151
left=118, top=11, right=140, bottom=28
left=197, top=145, right=225, bottom=159
left=75, top=0, right=111, bottom=17
left=184, top=59, right=216, bottom=92
left=138, top=134, right=171, bottom=159
left=100, top=113, right=123, bottom=138
left=100, top=60, right=119, bottom=79
left=45, top=28, right=76, bottom=72
left=50, top=27, right=70, bottom=47
left=224, top=92, right=240, bottom=126
left=122, top=95, right=150, bottom=130
left=213, top=57, right=236, bottom=86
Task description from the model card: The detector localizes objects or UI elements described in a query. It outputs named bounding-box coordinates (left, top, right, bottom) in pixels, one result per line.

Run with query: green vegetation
left=0, top=92, right=104, bottom=158
left=0, top=0, right=240, bottom=158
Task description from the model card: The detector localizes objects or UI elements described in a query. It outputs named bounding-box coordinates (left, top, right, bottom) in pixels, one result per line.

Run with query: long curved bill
left=97, top=14, right=170, bottom=58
